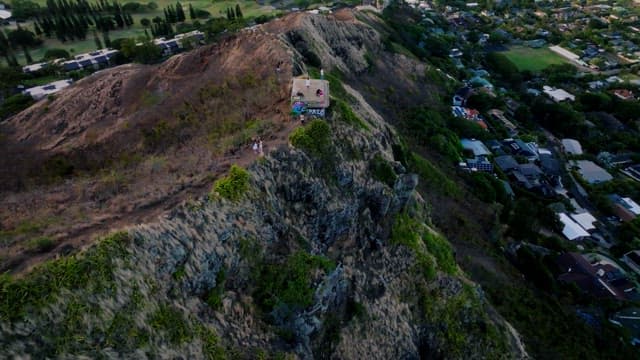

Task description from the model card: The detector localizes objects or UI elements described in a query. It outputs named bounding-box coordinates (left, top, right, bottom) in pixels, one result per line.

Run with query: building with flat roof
left=61, top=48, right=119, bottom=71
left=543, top=86, right=575, bottom=102
left=291, top=77, right=330, bottom=117
left=461, top=138, right=491, bottom=157
left=22, top=62, right=48, bottom=73
left=573, top=160, right=613, bottom=184
left=23, top=79, right=73, bottom=100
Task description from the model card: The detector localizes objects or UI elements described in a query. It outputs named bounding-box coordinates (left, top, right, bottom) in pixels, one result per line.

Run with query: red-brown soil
left=0, top=23, right=302, bottom=274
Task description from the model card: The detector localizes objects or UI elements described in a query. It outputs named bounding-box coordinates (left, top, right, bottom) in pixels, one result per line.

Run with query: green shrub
left=43, top=48, right=70, bottom=60
left=409, top=152, right=461, bottom=197
left=391, top=213, right=457, bottom=278
left=289, top=119, right=331, bottom=157
left=391, top=213, right=436, bottom=280
left=421, top=231, right=456, bottom=275
left=197, top=325, right=226, bottom=360
left=0, top=93, right=34, bottom=120
left=205, top=269, right=226, bottom=310
left=254, top=251, right=335, bottom=314
left=25, top=236, right=56, bottom=253
left=149, top=305, right=192, bottom=345
left=211, top=165, right=250, bottom=201
left=0, top=231, right=130, bottom=322
left=335, top=100, right=368, bottom=130
left=370, top=154, right=397, bottom=187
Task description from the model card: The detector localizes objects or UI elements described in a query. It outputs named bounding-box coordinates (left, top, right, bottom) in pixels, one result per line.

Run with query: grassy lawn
left=502, top=46, right=569, bottom=72
left=620, top=72, right=640, bottom=82
left=2, top=0, right=277, bottom=65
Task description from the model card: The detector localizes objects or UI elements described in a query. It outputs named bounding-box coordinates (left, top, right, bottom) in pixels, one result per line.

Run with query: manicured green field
left=502, top=46, right=568, bottom=72
left=2, top=0, right=278, bottom=65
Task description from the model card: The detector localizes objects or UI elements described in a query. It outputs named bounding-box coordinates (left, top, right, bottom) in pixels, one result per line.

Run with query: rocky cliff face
left=0, top=83, right=525, bottom=359
left=0, top=10, right=528, bottom=359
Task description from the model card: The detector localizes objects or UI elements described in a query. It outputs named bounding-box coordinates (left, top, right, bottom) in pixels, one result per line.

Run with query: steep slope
left=0, top=82, right=525, bottom=358
left=1, top=9, right=529, bottom=359
left=0, top=25, right=295, bottom=272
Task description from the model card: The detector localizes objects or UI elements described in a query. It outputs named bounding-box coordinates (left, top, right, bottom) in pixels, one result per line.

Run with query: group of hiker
left=252, top=138, right=264, bottom=156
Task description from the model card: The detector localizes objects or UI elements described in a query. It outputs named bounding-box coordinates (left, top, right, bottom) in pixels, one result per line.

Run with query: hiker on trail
left=252, top=141, right=258, bottom=154
left=305, top=76, right=311, bottom=88
left=316, top=89, right=323, bottom=97
left=320, top=68, right=324, bottom=80
left=259, top=140, right=264, bottom=156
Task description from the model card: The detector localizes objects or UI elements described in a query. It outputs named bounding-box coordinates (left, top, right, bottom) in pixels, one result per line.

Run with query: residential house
left=622, top=250, right=640, bottom=276
left=22, top=62, right=48, bottom=73
left=610, top=308, right=640, bottom=346
left=622, top=164, right=640, bottom=182
left=60, top=48, right=119, bottom=71
left=461, top=138, right=493, bottom=172
left=597, top=152, right=633, bottom=168
left=613, top=89, right=635, bottom=100
left=570, top=211, right=597, bottom=232
left=558, top=213, right=591, bottom=240
left=488, top=109, right=518, bottom=136
left=494, top=155, right=519, bottom=173
left=461, top=138, right=491, bottom=157
left=573, top=160, right=613, bottom=184
left=503, top=138, right=538, bottom=161
left=543, top=85, right=575, bottom=102
left=609, top=194, right=640, bottom=222
left=451, top=106, right=488, bottom=129
left=452, top=86, right=473, bottom=106
left=556, top=252, right=637, bottom=300
left=539, top=153, right=563, bottom=187
left=561, top=138, right=583, bottom=155
left=485, top=140, right=505, bottom=155
left=23, top=79, right=73, bottom=100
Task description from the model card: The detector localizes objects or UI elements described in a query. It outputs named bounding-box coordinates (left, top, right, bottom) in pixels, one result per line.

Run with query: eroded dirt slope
left=0, top=24, right=295, bottom=272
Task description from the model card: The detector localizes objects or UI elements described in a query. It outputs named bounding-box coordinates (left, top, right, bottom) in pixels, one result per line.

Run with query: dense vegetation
left=211, top=164, right=250, bottom=201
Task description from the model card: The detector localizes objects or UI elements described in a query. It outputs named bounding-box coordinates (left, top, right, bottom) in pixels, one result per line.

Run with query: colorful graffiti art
left=292, top=101, right=307, bottom=115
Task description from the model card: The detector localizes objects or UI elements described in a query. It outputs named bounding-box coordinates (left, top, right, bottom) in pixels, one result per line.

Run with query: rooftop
left=543, top=86, right=575, bottom=102
left=23, top=79, right=73, bottom=100
left=291, top=77, right=330, bottom=109
left=461, top=138, right=491, bottom=157
left=570, top=212, right=597, bottom=231
left=573, top=160, right=613, bottom=184
left=562, top=138, right=583, bottom=155
left=559, top=213, right=590, bottom=240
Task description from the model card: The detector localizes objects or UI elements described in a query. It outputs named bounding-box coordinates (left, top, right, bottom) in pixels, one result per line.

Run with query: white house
left=543, top=86, right=575, bottom=102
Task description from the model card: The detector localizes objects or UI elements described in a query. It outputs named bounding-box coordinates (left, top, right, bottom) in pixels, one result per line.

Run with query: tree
left=235, top=4, right=243, bottom=18
left=10, top=0, right=41, bottom=20
left=7, top=27, right=39, bottom=64
left=93, top=29, right=103, bottom=49
left=43, top=48, right=69, bottom=60
left=189, top=3, right=195, bottom=20
left=121, top=38, right=161, bottom=64
left=0, top=31, right=19, bottom=66
left=140, top=18, right=151, bottom=28
left=175, top=1, right=185, bottom=22
left=33, top=22, right=43, bottom=36
left=102, top=30, right=111, bottom=48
